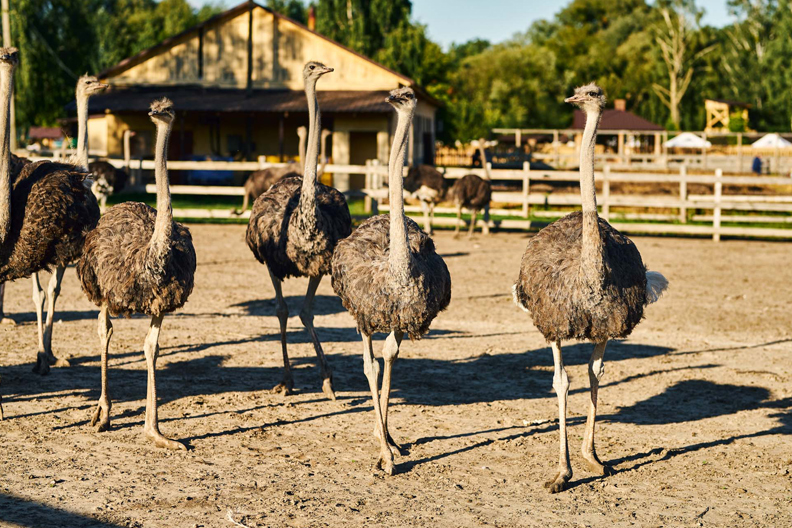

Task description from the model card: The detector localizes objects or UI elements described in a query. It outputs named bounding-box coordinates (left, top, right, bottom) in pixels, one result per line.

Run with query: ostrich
left=0, top=49, right=100, bottom=375
left=403, top=164, right=446, bottom=235
left=331, top=87, right=451, bottom=475
left=233, top=126, right=307, bottom=216
left=88, top=160, right=128, bottom=211
left=512, top=83, right=668, bottom=493
left=246, top=62, right=351, bottom=400
left=449, top=138, right=493, bottom=237
left=77, top=98, right=195, bottom=448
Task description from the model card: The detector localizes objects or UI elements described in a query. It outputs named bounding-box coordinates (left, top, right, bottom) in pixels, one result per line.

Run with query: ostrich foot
left=90, top=398, right=111, bottom=432
left=583, top=453, right=611, bottom=476
left=373, top=426, right=403, bottom=456
left=145, top=427, right=187, bottom=451
left=543, top=470, right=572, bottom=493
left=0, top=317, right=15, bottom=325
left=32, top=353, right=51, bottom=375
left=321, top=375, right=336, bottom=401
left=271, top=378, right=294, bottom=396
left=374, top=450, right=395, bottom=476
left=47, top=353, right=71, bottom=368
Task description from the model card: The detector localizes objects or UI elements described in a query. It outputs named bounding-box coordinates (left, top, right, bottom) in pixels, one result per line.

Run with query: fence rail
left=26, top=155, right=792, bottom=240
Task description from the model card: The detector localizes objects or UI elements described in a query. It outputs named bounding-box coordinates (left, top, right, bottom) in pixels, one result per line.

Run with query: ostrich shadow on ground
left=229, top=294, right=347, bottom=317
left=0, top=492, right=124, bottom=528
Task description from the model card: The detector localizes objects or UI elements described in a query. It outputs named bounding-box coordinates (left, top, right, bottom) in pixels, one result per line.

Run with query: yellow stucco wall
left=111, top=7, right=407, bottom=92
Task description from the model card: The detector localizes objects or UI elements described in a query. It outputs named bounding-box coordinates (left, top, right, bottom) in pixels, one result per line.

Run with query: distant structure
left=705, top=99, right=751, bottom=133
left=67, top=1, right=441, bottom=192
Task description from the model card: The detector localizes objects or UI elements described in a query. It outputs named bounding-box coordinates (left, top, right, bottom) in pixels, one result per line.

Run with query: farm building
left=66, top=1, right=439, bottom=191
left=571, top=99, right=665, bottom=156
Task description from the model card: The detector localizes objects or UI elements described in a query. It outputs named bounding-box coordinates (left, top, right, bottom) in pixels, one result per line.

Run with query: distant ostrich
left=233, top=126, right=307, bottom=216
left=512, top=83, right=668, bottom=493
left=449, top=138, right=493, bottom=237
left=77, top=98, right=196, bottom=448
left=89, top=160, right=128, bottom=210
left=403, top=164, right=446, bottom=235
left=246, top=62, right=351, bottom=399
left=331, top=87, right=451, bottom=475
left=0, top=49, right=100, bottom=375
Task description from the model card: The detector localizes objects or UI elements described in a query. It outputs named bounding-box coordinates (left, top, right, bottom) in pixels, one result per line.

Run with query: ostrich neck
left=298, top=130, right=306, bottom=174
left=388, top=109, right=413, bottom=278
left=318, top=132, right=328, bottom=177
left=298, top=79, right=320, bottom=213
left=0, top=66, right=12, bottom=246
left=478, top=145, right=490, bottom=180
left=148, top=121, right=174, bottom=267
left=580, top=107, right=604, bottom=280
left=76, top=94, right=89, bottom=170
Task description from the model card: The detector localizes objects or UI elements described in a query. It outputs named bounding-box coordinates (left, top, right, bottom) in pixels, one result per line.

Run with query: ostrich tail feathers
left=645, top=271, right=669, bottom=305
left=512, top=282, right=529, bottom=313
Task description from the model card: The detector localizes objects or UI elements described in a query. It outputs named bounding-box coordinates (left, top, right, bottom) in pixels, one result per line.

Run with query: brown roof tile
left=572, top=109, right=664, bottom=131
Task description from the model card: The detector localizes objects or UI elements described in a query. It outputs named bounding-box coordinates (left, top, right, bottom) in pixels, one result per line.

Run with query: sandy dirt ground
left=0, top=225, right=790, bottom=528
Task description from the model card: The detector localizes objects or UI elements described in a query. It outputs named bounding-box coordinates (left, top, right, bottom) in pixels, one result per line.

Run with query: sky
left=189, top=1, right=736, bottom=50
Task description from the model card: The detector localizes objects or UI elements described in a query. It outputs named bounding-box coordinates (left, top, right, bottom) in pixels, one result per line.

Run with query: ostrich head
left=303, top=61, right=334, bottom=83
left=386, top=87, right=416, bottom=114
left=0, top=47, right=19, bottom=70
left=148, top=98, right=175, bottom=125
left=77, top=75, right=108, bottom=97
left=565, top=82, right=606, bottom=113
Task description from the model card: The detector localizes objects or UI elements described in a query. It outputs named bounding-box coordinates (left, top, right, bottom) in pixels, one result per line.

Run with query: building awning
left=751, top=133, right=792, bottom=149
left=572, top=109, right=664, bottom=131
left=65, top=86, right=394, bottom=114
left=29, top=126, right=63, bottom=140
left=664, top=132, right=711, bottom=148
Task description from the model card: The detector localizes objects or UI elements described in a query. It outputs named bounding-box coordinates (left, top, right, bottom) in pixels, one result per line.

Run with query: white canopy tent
left=664, top=132, right=712, bottom=149
left=751, top=133, right=792, bottom=149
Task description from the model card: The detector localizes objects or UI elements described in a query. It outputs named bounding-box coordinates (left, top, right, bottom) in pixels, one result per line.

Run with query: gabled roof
left=65, top=86, right=394, bottom=114
left=98, top=1, right=414, bottom=86
left=572, top=108, right=664, bottom=132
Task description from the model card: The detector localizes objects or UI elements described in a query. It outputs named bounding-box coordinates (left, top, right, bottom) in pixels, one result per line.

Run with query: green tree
left=266, top=0, right=307, bottom=24
left=314, top=0, right=411, bottom=58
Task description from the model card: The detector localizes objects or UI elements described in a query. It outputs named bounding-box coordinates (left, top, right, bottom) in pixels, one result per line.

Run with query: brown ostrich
left=449, top=138, right=493, bottom=237
left=403, top=164, right=446, bottom=235
left=233, top=126, right=307, bottom=216
left=0, top=49, right=100, bottom=376
left=246, top=62, right=351, bottom=400
left=331, top=87, right=451, bottom=475
left=77, top=98, right=195, bottom=449
left=88, top=160, right=128, bottom=211
left=512, top=83, right=668, bottom=493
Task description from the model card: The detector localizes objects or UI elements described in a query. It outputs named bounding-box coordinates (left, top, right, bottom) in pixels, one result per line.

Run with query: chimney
left=614, top=99, right=626, bottom=111
left=308, top=6, right=316, bottom=31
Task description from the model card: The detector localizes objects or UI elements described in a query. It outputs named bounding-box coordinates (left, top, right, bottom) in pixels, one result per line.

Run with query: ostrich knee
left=363, top=353, right=380, bottom=386
left=553, top=367, right=569, bottom=397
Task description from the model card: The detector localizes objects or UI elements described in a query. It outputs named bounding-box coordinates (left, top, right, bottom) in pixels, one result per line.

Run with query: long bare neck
left=580, top=107, right=604, bottom=277
left=388, top=109, right=413, bottom=278
left=76, top=92, right=89, bottom=170
left=148, top=120, right=174, bottom=266
left=478, top=144, right=491, bottom=180
left=318, top=131, right=328, bottom=177
left=299, top=79, right=320, bottom=210
left=298, top=131, right=306, bottom=173
left=0, top=66, right=12, bottom=246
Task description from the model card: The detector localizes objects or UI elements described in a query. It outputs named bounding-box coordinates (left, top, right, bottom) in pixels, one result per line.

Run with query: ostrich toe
left=321, top=376, right=336, bottom=400
left=582, top=453, right=611, bottom=476
left=90, top=398, right=111, bottom=432
left=32, top=353, right=51, bottom=375
left=145, top=428, right=187, bottom=450
left=375, top=451, right=395, bottom=476
left=271, top=379, right=294, bottom=396
left=544, top=470, right=572, bottom=493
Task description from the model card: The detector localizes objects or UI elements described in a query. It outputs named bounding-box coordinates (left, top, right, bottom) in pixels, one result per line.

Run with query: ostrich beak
left=565, top=94, right=585, bottom=104
left=319, top=66, right=334, bottom=75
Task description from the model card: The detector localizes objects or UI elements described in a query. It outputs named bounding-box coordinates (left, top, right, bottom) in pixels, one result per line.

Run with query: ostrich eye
left=406, top=93, right=413, bottom=99
left=310, top=65, right=315, bottom=70
left=588, top=91, right=597, bottom=97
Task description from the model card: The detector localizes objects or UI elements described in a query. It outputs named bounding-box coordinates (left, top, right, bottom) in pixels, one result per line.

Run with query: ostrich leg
left=420, top=200, right=432, bottom=235
left=268, top=269, right=293, bottom=395
left=582, top=340, right=610, bottom=475
left=483, top=203, right=491, bottom=235
left=233, top=190, right=250, bottom=216
left=453, top=204, right=463, bottom=237
left=468, top=209, right=478, bottom=238
left=31, top=274, right=49, bottom=374
left=142, top=314, right=185, bottom=450
left=90, top=305, right=113, bottom=432
left=300, top=275, right=336, bottom=400
left=43, top=266, right=69, bottom=367
left=0, top=282, right=14, bottom=325
left=545, top=340, right=571, bottom=493
left=377, top=330, right=404, bottom=455
left=361, top=332, right=393, bottom=474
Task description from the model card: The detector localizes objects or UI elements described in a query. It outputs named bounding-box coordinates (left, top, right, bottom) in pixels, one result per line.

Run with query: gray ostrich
left=77, top=98, right=195, bottom=449
left=331, top=87, right=451, bottom=475
left=403, top=164, right=446, bottom=235
left=246, top=62, right=351, bottom=400
left=449, top=138, right=493, bottom=237
left=88, top=160, right=128, bottom=211
left=0, top=49, right=100, bottom=376
left=512, top=83, right=668, bottom=493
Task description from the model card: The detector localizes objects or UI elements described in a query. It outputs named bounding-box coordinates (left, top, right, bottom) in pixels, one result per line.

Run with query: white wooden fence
left=27, top=155, right=792, bottom=240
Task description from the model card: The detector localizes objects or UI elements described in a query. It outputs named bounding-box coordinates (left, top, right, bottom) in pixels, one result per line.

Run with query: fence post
left=364, top=160, right=372, bottom=214
left=484, top=162, right=492, bottom=229
left=123, top=130, right=133, bottom=176
left=737, top=132, right=743, bottom=173
left=371, top=159, right=380, bottom=215
left=602, top=165, right=610, bottom=221
left=553, top=130, right=560, bottom=168
left=522, top=161, right=530, bottom=218
left=679, top=165, right=687, bottom=223
left=702, top=133, right=708, bottom=170
left=713, top=168, right=722, bottom=242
